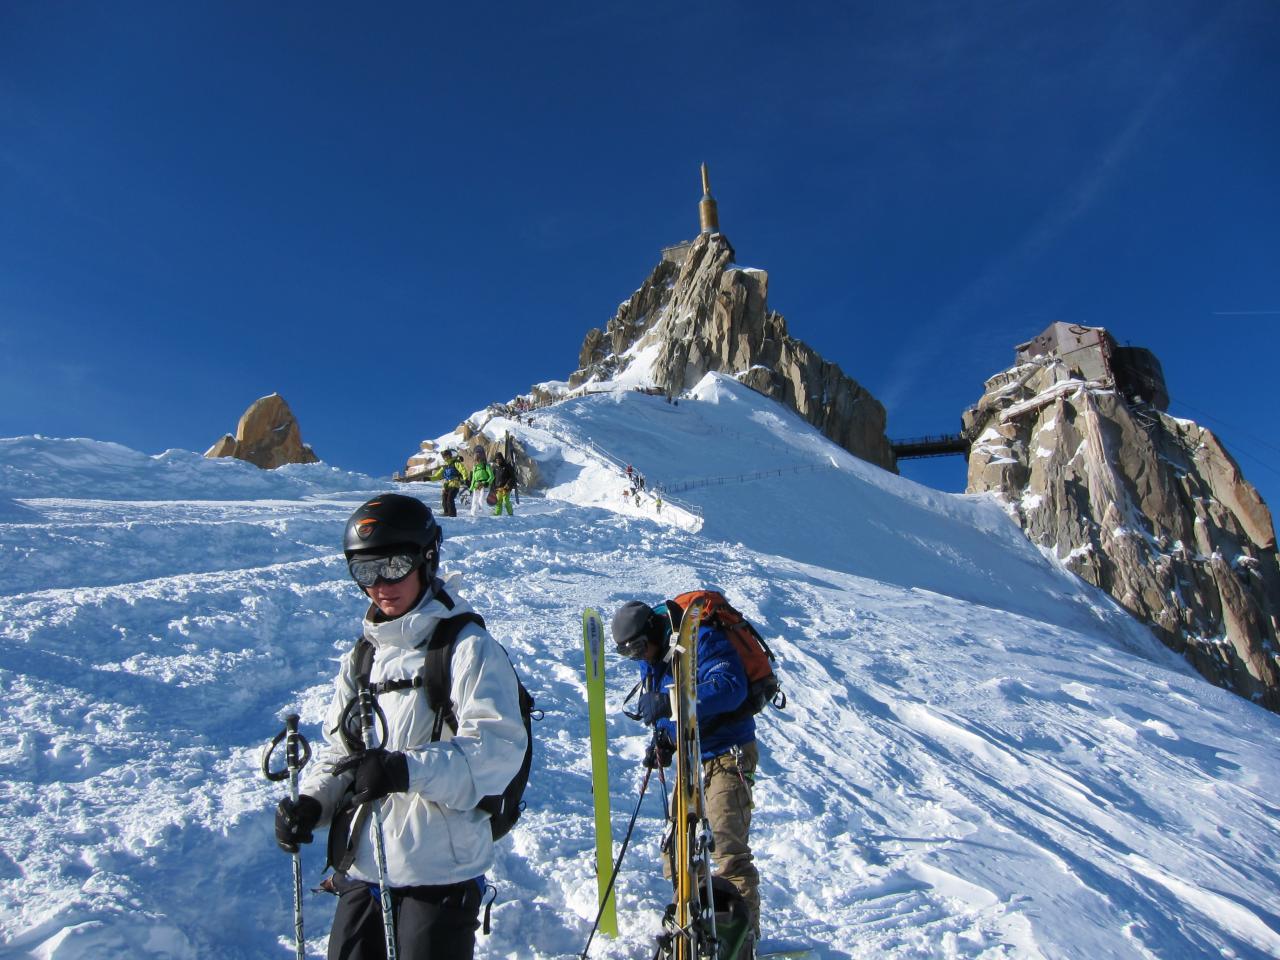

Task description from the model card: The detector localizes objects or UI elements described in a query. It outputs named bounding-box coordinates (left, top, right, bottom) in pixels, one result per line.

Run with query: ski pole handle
left=263, top=714, right=312, bottom=785
left=285, top=715, right=309, bottom=799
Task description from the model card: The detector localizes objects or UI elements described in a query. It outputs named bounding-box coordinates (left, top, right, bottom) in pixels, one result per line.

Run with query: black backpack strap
left=422, top=600, right=486, bottom=741
left=328, top=801, right=372, bottom=874
left=354, top=585, right=456, bottom=697
left=621, top=680, right=643, bottom=721
left=745, top=619, right=777, bottom=663
left=352, top=637, right=376, bottom=689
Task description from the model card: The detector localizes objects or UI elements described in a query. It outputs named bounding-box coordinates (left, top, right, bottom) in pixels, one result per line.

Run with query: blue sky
left=2, top=1, right=1278, bottom=509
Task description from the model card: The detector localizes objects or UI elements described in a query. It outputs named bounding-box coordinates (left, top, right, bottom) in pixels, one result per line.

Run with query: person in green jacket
left=468, top=447, right=493, bottom=518
left=425, top=449, right=467, bottom=518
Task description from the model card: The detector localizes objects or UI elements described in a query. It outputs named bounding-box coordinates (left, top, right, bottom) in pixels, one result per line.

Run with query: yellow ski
left=582, top=607, right=617, bottom=938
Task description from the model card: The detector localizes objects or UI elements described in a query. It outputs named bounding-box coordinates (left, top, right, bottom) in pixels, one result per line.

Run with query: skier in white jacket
left=274, top=494, right=527, bottom=960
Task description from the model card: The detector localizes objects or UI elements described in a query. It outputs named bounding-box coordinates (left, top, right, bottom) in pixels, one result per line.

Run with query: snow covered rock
left=569, top=232, right=896, bottom=471
left=204, top=393, right=319, bottom=469
left=965, top=347, right=1280, bottom=709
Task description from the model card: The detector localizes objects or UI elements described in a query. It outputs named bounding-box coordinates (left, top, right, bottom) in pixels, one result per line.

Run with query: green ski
left=582, top=607, right=617, bottom=938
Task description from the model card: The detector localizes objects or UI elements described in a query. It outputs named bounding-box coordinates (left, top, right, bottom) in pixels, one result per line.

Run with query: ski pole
left=263, top=714, right=312, bottom=960
left=357, top=687, right=400, bottom=960
left=580, top=761, right=654, bottom=960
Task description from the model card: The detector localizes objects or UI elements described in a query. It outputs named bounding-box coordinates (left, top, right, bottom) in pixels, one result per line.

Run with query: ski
left=663, top=599, right=714, bottom=960
left=582, top=608, right=617, bottom=939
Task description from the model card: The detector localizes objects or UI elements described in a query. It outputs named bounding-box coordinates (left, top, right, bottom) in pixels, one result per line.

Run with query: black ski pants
left=327, top=875, right=483, bottom=960
left=440, top=486, right=458, bottom=518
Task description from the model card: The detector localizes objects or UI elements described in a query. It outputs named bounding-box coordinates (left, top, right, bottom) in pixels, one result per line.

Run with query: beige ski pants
left=664, top=740, right=760, bottom=935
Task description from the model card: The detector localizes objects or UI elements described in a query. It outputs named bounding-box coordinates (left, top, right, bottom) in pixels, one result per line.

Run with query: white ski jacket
left=302, top=579, right=527, bottom=887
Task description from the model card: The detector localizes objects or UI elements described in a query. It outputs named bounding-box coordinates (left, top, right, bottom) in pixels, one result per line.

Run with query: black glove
left=275, top=794, right=322, bottom=853
left=638, top=690, right=672, bottom=726
left=644, top=730, right=675, bottom=769
left=332, top=748, right=410, bottom=805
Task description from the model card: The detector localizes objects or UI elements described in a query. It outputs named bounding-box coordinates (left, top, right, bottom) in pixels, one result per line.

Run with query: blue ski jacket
left=637, top=606, right=756, bottom=760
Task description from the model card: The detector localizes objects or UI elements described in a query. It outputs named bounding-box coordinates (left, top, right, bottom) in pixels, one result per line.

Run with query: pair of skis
left=584, top=604, right=752, bottom=960
left=663, top=600, right=721, bottom=960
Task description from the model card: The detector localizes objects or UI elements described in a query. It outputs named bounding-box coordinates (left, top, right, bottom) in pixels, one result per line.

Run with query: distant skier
left=273, top=494, right=527, bottom=960
left=426, top=449, right=467, bottom=518
left=468, top=447, right=493, bottom=519
left=611, top=597, right=762, bottom=943
left=491, top=452, right=516, bottom=516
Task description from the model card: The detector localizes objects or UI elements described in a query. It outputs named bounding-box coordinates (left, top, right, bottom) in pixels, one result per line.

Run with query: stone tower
left=698, top=163, right=720, bottom=235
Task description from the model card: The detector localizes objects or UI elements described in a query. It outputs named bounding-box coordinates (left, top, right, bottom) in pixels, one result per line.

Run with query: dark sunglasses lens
left=349, top=553, right=419, bottom=588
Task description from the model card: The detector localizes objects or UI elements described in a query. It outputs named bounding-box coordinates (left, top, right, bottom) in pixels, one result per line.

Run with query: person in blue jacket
left=612, top=597, right=761, bottom=940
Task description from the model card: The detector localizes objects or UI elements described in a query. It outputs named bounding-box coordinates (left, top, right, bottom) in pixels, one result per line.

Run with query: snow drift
left=2, top=379, right=1278, bottom=959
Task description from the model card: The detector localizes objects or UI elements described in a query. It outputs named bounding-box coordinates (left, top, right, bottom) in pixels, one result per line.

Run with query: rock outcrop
left=570, top=233, right=896, bottom=471
left=965, top=326, right=1280, bottom=709
left=204, top=394, right=319, bottom=469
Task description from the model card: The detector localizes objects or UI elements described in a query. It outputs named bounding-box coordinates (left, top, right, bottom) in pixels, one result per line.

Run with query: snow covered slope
left=2, top=384, right=1279, bottom=959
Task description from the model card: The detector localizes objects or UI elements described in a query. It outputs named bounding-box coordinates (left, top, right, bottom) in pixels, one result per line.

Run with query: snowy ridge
left=2, top=379, right=1279, bottom=958
left=0, top=437, right=377, bottom=501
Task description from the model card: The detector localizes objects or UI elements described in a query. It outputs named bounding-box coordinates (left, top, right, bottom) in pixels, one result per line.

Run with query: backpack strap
left=422, top=592, right=486, bottom=741
left=350, top=588, right=472, bottom=703
left=621, top=680, right=643, bottom=721
left=744, top=619, right=777, bottom=663
left=352, top=637, right=376, bottom=690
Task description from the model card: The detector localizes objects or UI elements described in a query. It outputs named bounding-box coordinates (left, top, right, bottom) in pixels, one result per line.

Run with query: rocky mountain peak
left=570, top=232, right=896, bottom=471
left=204, top=393, right=319, bottom=469
left=964, top=323, right=1280, bottom=709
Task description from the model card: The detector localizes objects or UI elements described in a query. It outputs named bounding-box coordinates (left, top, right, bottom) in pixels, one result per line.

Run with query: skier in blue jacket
left=612, top=598, right=761, bottom=941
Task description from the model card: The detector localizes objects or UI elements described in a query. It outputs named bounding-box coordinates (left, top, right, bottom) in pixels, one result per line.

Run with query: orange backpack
left=667, top=590, right=785, bottom=722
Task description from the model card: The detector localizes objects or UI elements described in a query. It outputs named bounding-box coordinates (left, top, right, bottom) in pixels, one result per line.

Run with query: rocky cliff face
left=204, top=394, right=319, bottom=469
left=569, top=233, right=896, bottom=471
left=965, top=355, right=1280, bottom=709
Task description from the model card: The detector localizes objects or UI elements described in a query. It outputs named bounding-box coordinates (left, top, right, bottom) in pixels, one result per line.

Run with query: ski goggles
left=616, top=631, right=650, bottom=660
left=347, top=551, right=422, bottom=588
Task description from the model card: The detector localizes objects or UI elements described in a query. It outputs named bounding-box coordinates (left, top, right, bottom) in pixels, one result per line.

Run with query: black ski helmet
left=612, top=600, right=663, bottom=659
left=343, top=494, right=443, bottom=577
